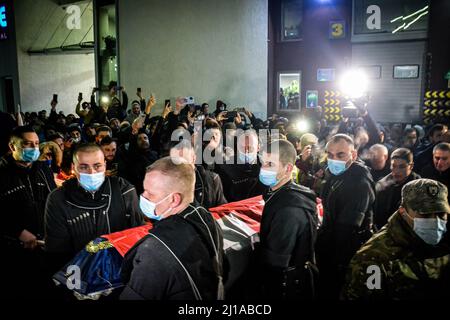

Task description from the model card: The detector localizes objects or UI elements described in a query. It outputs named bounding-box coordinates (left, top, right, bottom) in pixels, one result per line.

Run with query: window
left=95, top=0, right=118, bottom=89
left=393, top=65, right=419, bottom=79
left=281, top=0, right=303, bottom=41
left=317, top=68, right=336, bottom=82
left=358, top=65, right=382, bottom=79
left=277, top=72, right=301, bottom=111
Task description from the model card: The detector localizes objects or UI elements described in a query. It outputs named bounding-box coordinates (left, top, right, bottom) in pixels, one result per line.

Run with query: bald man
left=120, top=157, right=225, bottom=300
left=366, top=144, right=390, bottom=182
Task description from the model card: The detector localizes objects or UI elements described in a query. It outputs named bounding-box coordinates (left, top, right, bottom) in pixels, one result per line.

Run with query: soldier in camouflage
left=342, top=179, right=450, bottom=300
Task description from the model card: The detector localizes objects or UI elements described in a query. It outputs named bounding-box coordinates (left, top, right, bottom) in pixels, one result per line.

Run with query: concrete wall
left=118, top=0, right=268, bottom=119
left=14, top=0, right=95, bottom=115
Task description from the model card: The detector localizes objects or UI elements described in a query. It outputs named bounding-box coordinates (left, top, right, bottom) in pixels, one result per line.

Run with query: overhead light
left=339, top=69, right=369, bottom=99
left=296, top=120, right=309, bottom=132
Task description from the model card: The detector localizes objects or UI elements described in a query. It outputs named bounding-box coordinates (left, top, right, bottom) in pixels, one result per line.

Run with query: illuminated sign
left=317, top=68, right=335, bottom=82
left=329, top=20, right=346, bottom=39
left=0, top=5, right=6, bottom=28
left=0, top=3, right=7, bottom=40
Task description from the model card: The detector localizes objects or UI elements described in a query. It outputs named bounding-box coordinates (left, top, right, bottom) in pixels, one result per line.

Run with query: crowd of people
left=0, top=81, right=449, bottom=300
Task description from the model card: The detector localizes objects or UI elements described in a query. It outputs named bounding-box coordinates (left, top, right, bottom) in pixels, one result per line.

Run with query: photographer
left=338, top=99, right=381, bottom=154
left=295, top=133, right=325, bottom=193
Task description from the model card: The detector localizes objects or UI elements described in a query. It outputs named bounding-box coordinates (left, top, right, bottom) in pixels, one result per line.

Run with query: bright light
left=339, top=69, right=369, bottom=99
left=101, top=96, right=110, bottom=104
left=296, top=120, right=309, bottom=132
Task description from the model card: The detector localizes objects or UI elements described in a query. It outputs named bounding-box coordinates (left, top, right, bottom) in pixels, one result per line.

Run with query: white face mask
left=139, top=193, right=173, bottom=221
left=405, top=211, right=447, bottom=245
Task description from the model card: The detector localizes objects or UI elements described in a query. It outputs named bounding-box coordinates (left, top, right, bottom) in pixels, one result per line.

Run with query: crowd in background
left=0, top=80, right=449, bottom=300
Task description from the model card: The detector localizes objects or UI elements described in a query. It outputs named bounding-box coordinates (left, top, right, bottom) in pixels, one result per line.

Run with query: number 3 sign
left=329, top=20, right=345, bottom=39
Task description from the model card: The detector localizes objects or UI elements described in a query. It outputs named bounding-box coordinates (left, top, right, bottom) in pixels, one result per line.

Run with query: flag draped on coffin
left=53, top=196, right=265, bottom=300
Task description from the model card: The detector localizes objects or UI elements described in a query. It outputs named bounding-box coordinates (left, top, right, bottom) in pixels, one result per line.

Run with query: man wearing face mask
left=120, top=157, right=225, bottom=300
left=44, top=143, right=143, bottom=271
left=316, top=134, right=375, bottom=299
left=0, top=126, right=57, bottom=298
left=170, top=140, right=227, bottom=209
left=215, top=129, right=267, bottom=202
left=256, top=139, right=319, bottom=300
left=343, top=179, right=450, bottom=300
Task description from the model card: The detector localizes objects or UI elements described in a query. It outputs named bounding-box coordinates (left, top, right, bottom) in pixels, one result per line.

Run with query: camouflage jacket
left=342, top=211, right=450, bottom=300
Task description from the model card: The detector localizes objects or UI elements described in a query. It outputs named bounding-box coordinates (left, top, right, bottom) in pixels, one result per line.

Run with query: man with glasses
left=44, top=143, right=143, bottom=270
left=374, top=148, right=421, bottom=230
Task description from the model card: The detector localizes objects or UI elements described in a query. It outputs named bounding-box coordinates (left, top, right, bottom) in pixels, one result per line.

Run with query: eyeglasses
left=77, top=164, right=105, bottom=173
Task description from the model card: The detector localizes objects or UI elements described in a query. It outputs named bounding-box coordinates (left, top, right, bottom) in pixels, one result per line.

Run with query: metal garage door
left=351, top=41, right=426, bottom=123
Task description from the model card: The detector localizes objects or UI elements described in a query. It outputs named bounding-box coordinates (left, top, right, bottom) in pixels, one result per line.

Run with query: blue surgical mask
left=22, top=148, right=40, bottom=162
left=259, top=168, right=279, bottom=188
left=413, top=217, right=447, bottom=245
left=327, top=159, right=348, bottom=176
left=79, top=172, right=105, bottom=192
left=238, top=151, right=257, bottom=164
left=139, top=194, right=173, bottom=221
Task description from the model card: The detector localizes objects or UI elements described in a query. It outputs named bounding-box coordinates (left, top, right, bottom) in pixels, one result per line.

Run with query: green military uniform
left=342, top=179, right=450, bottom=300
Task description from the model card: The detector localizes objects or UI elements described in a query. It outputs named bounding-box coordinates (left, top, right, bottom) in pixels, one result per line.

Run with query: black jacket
left=364, top=159, right=391, bottom=183
left=0, top=156, right=56, bottom=243
left=195, top=165, right=227, bottom=209
left=420, top=164, right=450, bottom=190
left=44, top=176, right=144, bottom=265
left=249, top=182, right=319, bottom=300
left=120, top=204, right=225, bottom=300
left=106, top=93, right=129, bottom=122
left=374, top=172, right=421, bottom=230
left=117, top=144, right=158, bottom=196
left=215, top=162, right=267, bottom=202
left=260, top=182, right=318, bottom=269
left=414, top=143, right=435, bottom=173
left=317, top=161, right=375, bottom=270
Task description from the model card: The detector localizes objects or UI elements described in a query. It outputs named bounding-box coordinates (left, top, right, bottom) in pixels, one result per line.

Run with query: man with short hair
left=421, top=142, right=450, bottom=189
left=257, top=139, right=319, bottom=299
left=125, top=100, right=143, bottom=124
left=45, top=143, right=143, bottom=269
left=95, top=125, right=112, bottom=144
left=100, top=136, right=118, bottom=176
left=120, top=157, right=225, bottom=300
left=316, top=134, right=375, bottom=299
left=117, top=131, right=158, bottom=195
left=366, top=144, right=390, bottom=182
left=0, top=126, right=57, bottom=297
left=374, top=148, right=421, bottom=230
left=343, top=179, right=450, bottom=300
left=170, top=140, right=227, bottom=208
left=215, top=129, right=266, bottom=202
left=415, top=124, right=448, bottom=172
left=402, top=127, right=419, bottom=151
